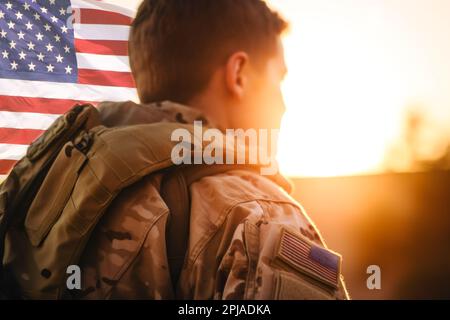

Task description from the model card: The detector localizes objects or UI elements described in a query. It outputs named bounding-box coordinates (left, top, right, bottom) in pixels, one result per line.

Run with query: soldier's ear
left=225, top=51, right=249, bottom=99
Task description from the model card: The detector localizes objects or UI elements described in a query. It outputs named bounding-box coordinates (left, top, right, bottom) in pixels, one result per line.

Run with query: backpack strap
left=161, top=164, right=265, bottom=287
left=160, top=167, right=190, bottom=286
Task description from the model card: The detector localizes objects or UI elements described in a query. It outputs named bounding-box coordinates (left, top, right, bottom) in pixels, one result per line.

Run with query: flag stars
left=46, top=64, right=54, bottom=73
left=46, top=43, right=54, bottom=52
left=18, top=51, right=27, bottom=60
left=10, top=61, right=18, bottom=70
left=0, top=1, right=79, bottom=78
left=28, top=62, right=36, bottom=71
left=65, top=65, right=73, bottom=74
left=27, top=41, right=35, bottom=50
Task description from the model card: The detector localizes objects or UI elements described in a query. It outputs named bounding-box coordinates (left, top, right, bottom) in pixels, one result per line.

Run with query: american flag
left=277, top=228, right=340, bottom=288
left=0, top=0, right=138, bottom=177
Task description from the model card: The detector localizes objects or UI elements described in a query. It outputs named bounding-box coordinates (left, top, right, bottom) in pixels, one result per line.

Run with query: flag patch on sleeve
left=275, top=227, right=341, bottom=289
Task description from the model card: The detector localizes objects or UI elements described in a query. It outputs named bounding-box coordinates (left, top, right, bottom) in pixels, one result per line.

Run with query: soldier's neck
left=188, top=94, right=231, bottom=132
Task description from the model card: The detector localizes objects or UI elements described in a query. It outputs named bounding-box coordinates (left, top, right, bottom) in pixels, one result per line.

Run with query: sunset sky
left=109, top=0, right=450, bottom=177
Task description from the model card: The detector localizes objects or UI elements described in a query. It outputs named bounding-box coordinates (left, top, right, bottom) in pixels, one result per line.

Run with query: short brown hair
left=129, top=0, right=288, bottom=104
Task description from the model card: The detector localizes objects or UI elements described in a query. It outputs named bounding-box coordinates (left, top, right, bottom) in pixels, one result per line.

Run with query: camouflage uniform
left=78, top=101, right=349, bottom=300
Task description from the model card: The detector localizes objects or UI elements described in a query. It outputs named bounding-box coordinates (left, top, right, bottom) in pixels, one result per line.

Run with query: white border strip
left=76, top=53, right=130, bottom=72
left=0, top=144, right=28, bottom=160
left=73, top=24, right=131, bottom=41
left=0, top=111, right=60, bottom=130
left=0, top=79, right=138, bottom=102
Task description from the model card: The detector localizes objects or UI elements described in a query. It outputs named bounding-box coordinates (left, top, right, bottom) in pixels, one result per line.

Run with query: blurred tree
left=384, top=106, right=450, bottom=172
left=355, top=107, right=450, bottom=298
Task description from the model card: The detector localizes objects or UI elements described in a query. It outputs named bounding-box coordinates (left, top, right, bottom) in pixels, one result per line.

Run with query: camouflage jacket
left=78, top=101, right=349, bottom=300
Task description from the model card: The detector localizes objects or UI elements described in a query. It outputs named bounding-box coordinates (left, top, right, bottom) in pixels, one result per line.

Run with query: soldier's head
left=129, top=0, right=288, bottom=130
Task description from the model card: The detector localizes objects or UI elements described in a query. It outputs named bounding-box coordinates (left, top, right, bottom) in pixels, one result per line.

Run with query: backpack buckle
left=73, top=131, right=94, bottom=154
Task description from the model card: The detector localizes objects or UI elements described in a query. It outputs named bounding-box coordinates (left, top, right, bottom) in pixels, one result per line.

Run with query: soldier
left=77, top=0, right=349, bottom=300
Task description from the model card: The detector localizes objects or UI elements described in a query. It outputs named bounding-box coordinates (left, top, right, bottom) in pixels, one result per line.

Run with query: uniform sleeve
left=213, top=201, right=350, bottom=300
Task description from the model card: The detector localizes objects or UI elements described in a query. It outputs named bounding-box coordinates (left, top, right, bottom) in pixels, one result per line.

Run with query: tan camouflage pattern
left=78, top=101, right=349, bottom=300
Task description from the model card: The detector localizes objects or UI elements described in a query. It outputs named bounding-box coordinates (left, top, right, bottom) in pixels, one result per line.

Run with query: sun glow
left=277, top=19, right=405, bottom=177
left=271, top=0, right=450, bottom=177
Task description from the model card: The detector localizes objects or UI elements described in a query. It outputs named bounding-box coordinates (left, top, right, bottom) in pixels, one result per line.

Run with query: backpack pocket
left=25, top=142, right=88, bottom=247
